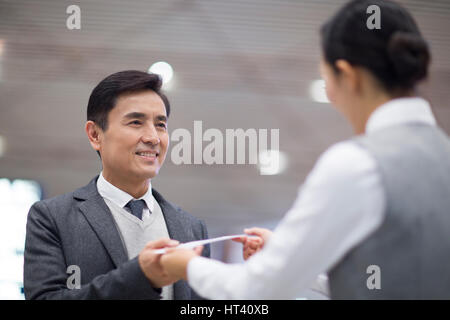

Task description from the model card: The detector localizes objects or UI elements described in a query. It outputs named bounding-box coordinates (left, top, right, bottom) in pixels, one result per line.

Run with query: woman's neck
left=349, top=92, right=394, bottom=135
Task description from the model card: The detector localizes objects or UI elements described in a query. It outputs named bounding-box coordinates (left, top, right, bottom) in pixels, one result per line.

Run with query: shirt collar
left=97, top=172, right=154, bottom=212
left=365, top=97, right=436, bottom=134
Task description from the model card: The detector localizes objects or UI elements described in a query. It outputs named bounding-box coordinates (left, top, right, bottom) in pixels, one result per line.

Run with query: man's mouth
left=135, top=151, right=159, bottom=161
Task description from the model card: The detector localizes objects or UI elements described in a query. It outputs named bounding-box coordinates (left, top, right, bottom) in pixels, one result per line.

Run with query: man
left=24, top=70, right=210, bottom=299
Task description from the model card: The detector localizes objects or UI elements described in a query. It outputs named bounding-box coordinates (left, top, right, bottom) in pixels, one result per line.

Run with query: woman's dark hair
left=87, top=70, right=170, bottom=131
left=321, top=0, right=431, bottom=93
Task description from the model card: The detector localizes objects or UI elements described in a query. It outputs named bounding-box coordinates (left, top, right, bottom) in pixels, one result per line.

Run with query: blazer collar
left=74, top=176, right=128, bottom=267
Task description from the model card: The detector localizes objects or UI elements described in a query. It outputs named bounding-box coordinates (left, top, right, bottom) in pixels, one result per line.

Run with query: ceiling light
left=148, top=61, right=174, bottom=85
left=309, top=79, right=330, bottom=103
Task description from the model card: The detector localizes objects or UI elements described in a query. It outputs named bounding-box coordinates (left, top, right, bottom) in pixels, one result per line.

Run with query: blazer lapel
left=74, top=177, right=128, bottom=268
left=153, top=189, right=190, bottom=243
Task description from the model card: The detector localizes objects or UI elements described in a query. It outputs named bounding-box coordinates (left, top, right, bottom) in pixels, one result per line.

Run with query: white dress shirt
left=187, top=97, right=437, bottom=299
left=97, top=172, right=154, bottom=221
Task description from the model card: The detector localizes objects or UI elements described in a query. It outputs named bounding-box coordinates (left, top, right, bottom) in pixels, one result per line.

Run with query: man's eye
left=129, top=120, right=142, bottom=125
left=157, top=123, right=167, bottom=128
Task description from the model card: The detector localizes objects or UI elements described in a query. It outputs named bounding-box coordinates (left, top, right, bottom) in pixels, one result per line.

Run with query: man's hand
left=233, top=227, right=273, bottom=260
left=138, top=238, right=180, bottom=288
left=160, top=246, right=204, bottom=280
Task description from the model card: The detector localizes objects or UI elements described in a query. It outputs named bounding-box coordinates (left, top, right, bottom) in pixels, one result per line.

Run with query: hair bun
left=387, top=31, right=430, bottom=88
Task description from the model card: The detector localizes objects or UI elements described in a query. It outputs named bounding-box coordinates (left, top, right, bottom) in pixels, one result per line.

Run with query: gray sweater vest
left=328, top=123, right=450, bottom=299
left=102, top=196, right=174, bottom=300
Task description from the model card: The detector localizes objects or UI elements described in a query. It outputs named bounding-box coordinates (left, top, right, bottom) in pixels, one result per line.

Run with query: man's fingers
left=146, top=238, right=179, bottom=249
left=163, top=245, right=203, bottom=256
left=194, top=245, right=204, bottom=255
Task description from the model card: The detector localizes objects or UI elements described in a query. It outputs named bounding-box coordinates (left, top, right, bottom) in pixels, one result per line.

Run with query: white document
left=153, top=234, right=249, bottom=254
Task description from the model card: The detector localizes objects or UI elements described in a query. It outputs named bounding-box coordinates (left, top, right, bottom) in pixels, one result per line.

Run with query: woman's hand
left=233, top=227, right=273, bottom=260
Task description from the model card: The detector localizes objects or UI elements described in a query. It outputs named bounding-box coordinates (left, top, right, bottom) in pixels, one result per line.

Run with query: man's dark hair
left=87, top=70, right=171, bottom=131
left=320, top=0, right=430, bottom=94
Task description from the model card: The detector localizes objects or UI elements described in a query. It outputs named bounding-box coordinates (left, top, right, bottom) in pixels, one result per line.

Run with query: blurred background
left=0, top=0, right=449, bottom=299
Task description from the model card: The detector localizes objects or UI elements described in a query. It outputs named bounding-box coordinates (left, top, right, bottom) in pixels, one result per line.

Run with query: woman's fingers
left=244, top=227, right=273, bottom=243
left=244, top=227, right=267, bottom=237
left=232, top=236, right=247, bottom=244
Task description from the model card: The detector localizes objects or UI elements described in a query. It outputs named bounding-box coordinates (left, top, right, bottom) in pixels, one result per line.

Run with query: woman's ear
left=85, top=120, right=102, bottom=152
left=335, top=59, right=360, bottom=93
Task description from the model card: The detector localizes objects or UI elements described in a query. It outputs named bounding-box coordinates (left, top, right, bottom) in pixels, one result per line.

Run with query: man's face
left=98, top=90, right=169, bottom=182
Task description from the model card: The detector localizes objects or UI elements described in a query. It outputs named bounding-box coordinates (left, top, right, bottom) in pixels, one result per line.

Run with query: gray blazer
left=23, top=176, right=210, bottom=300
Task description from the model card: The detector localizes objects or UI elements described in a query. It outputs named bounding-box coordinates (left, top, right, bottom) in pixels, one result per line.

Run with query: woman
left=160, top=0, right=450, bottom=299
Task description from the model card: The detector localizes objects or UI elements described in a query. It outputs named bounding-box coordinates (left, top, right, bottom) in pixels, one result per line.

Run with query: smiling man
left=23, top=70, right=210, bottom=300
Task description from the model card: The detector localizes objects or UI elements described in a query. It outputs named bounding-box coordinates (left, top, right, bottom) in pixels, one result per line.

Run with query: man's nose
left=141, top=125, right=160, bottom=145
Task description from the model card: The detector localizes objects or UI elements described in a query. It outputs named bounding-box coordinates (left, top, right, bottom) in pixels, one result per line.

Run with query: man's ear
left=85, top=121, right=102, bottom=152
left=335, top=59, right=360, bottom=93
